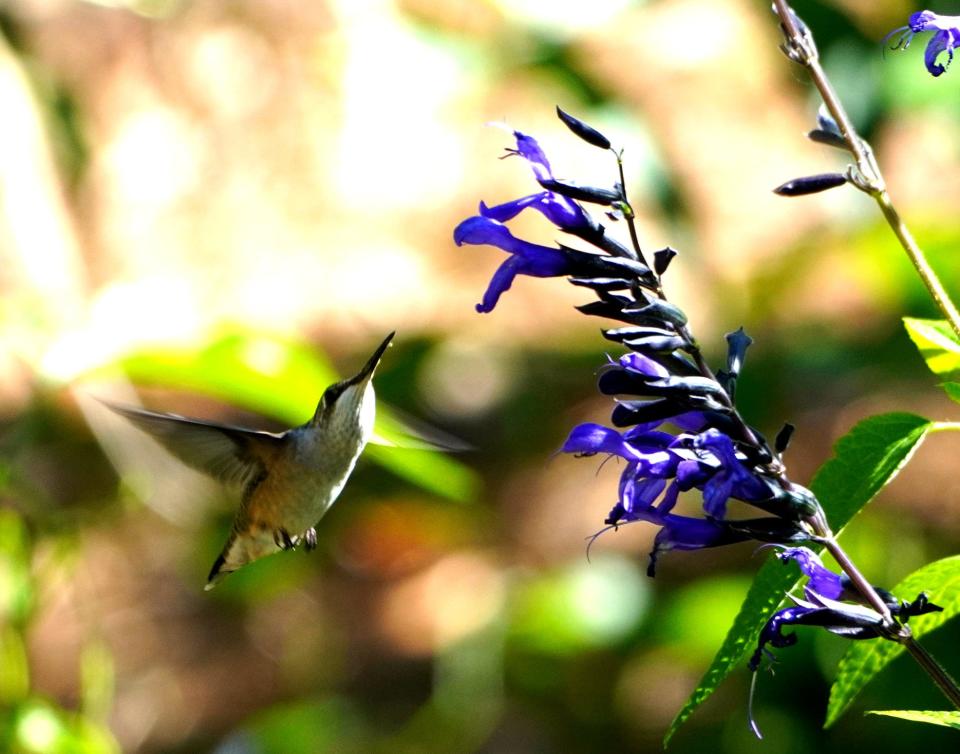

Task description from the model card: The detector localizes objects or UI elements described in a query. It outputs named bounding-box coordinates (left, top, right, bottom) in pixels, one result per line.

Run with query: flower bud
left=774, top=172, right=848, bottom=196
left=555, top=106, right=612, bottom=150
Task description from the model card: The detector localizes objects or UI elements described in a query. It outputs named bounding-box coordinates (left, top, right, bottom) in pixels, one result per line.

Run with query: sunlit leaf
left=866, top=709, right=960, bottom=730
left=89, top=329, right=479, bottom=501
left=903, top=318, right=960, bottom=376
left=365, top=445, right=479, bottom=503
left=13, top=698, right=123, bottom=754
left=80, top=640, right=115, bottom=722
left=826, top=555, right=960, bottom=727
left=15, top=702, right=64, bottom=754
left=509, top=556, right=649, bottom=654
left=0, top=626, right=29, bottom=704
left=0, top=509, right=34, bottom=626
left=664, top=413, right=932, bottom=746
left=245, top=697, right=370, bottom=754
left=941, top=382, right=960, bottom=405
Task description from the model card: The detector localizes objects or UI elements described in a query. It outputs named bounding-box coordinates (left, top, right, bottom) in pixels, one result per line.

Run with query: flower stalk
left=772, top=0, right=960, bottom=341
left=772, top=0, right=960, bottom=711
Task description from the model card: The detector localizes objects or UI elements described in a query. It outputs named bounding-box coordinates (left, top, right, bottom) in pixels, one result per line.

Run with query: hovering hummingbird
left=105, top=331, right=395, bottom=590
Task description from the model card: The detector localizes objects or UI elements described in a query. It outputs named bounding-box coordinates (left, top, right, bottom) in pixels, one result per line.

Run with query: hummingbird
left=105, top=331, right=395, bottom=590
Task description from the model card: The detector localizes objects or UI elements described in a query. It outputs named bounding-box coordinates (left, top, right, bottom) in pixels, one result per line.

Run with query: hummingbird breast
left=255, top=422, right=368, bottom=536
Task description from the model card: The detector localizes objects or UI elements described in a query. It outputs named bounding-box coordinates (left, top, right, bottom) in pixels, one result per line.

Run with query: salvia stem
left=819, top=535, right=894, bottom=626
left=772, top=0, right=960, bottom=341
left=616, top=157, right=769, bottom=457
left=900, top=635, right=960, bottom=711
left=773, top=0, right=960, bottom=706
left=614, top=153, right=647, bottom=268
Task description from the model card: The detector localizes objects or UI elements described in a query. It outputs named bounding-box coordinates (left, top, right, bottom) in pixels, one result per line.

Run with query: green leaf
left=866, top=710, right=960, bottom=730
left=664, top=412, right=932, bottom=746
left=941, top=382, right=960, bottom=405
left=88, top=329, right=479, bottom=502
left=80, top=640, right=115, bottom=722
left=904, top=318, right=960, bottom=376
left=0, top=626, right=29, bottom=704
left=826, top=554, right=960, bottom=727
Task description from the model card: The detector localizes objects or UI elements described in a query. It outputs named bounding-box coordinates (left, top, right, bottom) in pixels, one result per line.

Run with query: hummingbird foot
left=274, top=528, right=296, bottom=551
left=303, top=527, right=318, bottom=551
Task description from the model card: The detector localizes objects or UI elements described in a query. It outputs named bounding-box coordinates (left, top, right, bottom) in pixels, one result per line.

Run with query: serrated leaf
left=664, top=412, right=932, bottom=746
left=941, top=382, right=960, bottom=405
left=904, top=318, right=960, bottom=376
left=866, top=710, right=960, bottom=730
left=826, top=555, right=960, bottom=727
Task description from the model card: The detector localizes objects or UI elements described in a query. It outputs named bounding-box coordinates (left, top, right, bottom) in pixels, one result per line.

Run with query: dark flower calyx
left=768, top=485, right=820, bottom=520
left=603, top=326, right=676, bottom=343
left=774, top=173, right=848, bottom=196
left=538, top=178, right=623, bottom=206
left=807, top=128, right=848, bottom=150
left=774, top=422, right=795, bottom=454
left=558, top=245, right=652, bottom=280
left=897, top=592, right=943, bottom=620
left=566, top=224, right=636, bottom=260
left=622, top=335, right=688, bottom=353
left=622, top=300, right=689, bottom=328
left=725, top=327, right=753, bottom=378
left=817, top=108, right=840, bottom=133
left=610, top=398, right=687, bottom=426
left=727, top=517, right=808, bottom=543
left=653, top=247, right=678, bottom=276
left=556, top=106, right=612, bottom=150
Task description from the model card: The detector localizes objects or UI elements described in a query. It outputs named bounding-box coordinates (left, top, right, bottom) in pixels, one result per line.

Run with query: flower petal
left=511, top=131, right=553, bottom=181
left=562, top=423, right=641, bottom=460
left=454, top=216, right=572, bottom=312
left=776, top=546, right=845, bottom=600
left=925, top=28, right=960, bottom=76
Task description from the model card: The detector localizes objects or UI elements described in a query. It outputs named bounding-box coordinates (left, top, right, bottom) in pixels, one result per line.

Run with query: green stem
left=819, top=533, right=894, bottom=625
left=773, top=0, right=960, bottom=709
left=901, top=635, right=960, bottom=711
left=771, top=0, right=960, bottom=341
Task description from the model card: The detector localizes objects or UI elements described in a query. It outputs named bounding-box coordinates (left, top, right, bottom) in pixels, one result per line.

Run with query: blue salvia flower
left=478, top=130, right=595, bottom=232
left=751, top=547, right=943, bottom=671
left=457, top=105, right=949, bottom=736
left=884, top=10, right=960, bottom=77
left=453, top=217, right=573, bottom=313
left=455, top=111, right=820, bottom=575
left=746, top=546, right=943, bottom=737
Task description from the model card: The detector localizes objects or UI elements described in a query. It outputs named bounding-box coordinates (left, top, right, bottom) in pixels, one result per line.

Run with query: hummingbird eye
left=322, top=382, right=348, bottom=409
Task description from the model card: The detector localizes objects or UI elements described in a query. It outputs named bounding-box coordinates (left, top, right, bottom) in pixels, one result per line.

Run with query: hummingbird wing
left=102, top=401, right=286, bottom=488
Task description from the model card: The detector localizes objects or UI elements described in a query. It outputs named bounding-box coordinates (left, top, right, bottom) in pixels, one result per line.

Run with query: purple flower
left=562, top=420, right=798, bottom=573
left=693, top=430, right=773, bottom=518
left=775, top=546, right=845, bottom=600
left=561, top=422, right=776, bottom=524
left=884, top=11, right=960, bottom=77
left=478, top=130, right=594, bottom=231
left=750, top=547, right=943, bottom=673
left=646, top=513, right=751, bottom=576
left=453, top=216, right=572, bottom=313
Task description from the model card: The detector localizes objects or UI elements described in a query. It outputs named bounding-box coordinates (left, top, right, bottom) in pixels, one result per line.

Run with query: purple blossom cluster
left=453, top=107, right=944, bottom=726
left=454, top=111, right=817, bottom=575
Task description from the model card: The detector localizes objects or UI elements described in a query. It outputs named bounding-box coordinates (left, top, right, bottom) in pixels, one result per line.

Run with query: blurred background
left=2, top=0, right=960, bottom=751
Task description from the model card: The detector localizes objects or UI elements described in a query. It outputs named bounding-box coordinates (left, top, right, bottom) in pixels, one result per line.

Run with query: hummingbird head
left=310, top=332, right=395, bottom=436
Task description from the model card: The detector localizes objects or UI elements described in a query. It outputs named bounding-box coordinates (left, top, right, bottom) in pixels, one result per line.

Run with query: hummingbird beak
left=349, top=331, right=395, bottom=387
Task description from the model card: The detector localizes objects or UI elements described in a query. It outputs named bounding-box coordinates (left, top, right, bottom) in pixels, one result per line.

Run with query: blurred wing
left=372, top=404, right=473, bottom=452
left=102, top=401, right=286, bottom=487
